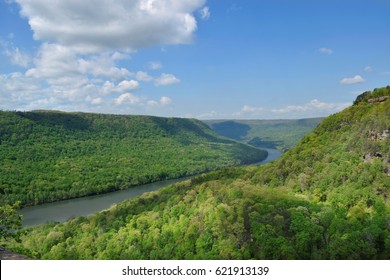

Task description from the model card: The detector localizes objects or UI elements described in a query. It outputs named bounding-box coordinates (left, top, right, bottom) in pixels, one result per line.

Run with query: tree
left=0, top=202, right=22, bottom=242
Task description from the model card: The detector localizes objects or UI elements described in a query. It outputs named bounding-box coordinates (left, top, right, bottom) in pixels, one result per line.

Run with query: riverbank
left=19, top=148, right=281, bottom=227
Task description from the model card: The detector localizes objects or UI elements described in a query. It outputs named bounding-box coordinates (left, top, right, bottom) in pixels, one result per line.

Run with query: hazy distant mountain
left=204, top=118, right=323, bottom=151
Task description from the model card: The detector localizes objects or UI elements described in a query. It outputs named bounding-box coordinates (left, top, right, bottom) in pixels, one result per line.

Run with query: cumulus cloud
left=78, top=52, right=132, bottom=80
left=3, top=47, right=31, bottom=68
left=319, top=47, right=333, bottom=55
left=25, top=43, right=80, bottom=80
left=147, top=96, right=173, bottom=108
left=15, top=0, right=206, bottom=53
left=88, top=97, right=103, bottom=105
left=160, top=96, right=173, bottom=106
left=199, top=6, right=210, bottom=20
left=0, top=71, right=61, bottom=110
left=2, top=0, right=204, bottom=113
left=100, top=80, right=139, bottom=94
left=115, top=93, right=143, bottom=106
left=135, top=71, right=153, bottom=82
left=0, top=72, right=39, bottom=93
left=154, top=73, right=181, bottom=86
left=340, top=75, right=365, bottom=85
left=117, top=80, right=139, bottom=92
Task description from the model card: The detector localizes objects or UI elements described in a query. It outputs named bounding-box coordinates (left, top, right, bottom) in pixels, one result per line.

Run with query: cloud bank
left=15, top=0, right=206, bottom=52
left=1, top=0, right=207, bottom=113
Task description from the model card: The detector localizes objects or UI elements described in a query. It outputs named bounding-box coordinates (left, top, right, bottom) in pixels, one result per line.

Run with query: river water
left=19, top=148, right=282, bottom=227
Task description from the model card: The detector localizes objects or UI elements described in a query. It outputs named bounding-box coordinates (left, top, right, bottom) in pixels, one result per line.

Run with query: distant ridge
left=204, top=117, right=323, bottom=151
left=0, top=111, right=266, bottom=206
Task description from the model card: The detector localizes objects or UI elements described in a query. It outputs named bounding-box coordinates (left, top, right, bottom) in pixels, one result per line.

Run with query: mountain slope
left=204, top=118, right=323, bottom=151
left=0, top=111, right=266, bottom=206
left=6, top=86, right=390, bottom=259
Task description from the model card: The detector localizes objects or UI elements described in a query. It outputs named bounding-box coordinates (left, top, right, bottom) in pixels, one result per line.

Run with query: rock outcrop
left=0, top=246, right=30, bottom=260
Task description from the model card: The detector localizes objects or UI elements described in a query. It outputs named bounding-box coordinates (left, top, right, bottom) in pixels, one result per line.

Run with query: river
left=19, top=148, right=282, bottom=227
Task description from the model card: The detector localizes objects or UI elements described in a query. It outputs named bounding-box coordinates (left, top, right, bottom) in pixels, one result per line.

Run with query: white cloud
left=233, top=105, right=264, bottom=117
left=160, top=96, right=172, bottom=106
left=319, top=47, right=333, bottom=55
left=15, top=0, right=206, bottom=53
left=100, top=80, right=139, bottom=94
left=271, top=99, right=350, bottom=114
left=2, top=0, right=205, bottom=114
left=3, top=47, right=31, bottom=68
left=364, top=66, right=373, bottom=72
left=147, top=100, right=159, bottom=107
left=25, top=43, right=79, bottom=80
left=199, top=6, right=210, bottom=20
left=115, top=93, right=143, bottom=106
left=0, top=71, right=55, bottom=110
left=138, top=72, right=181, bottom=86
left=135, top=71, right=153, bottom=82
left=154, top=73, right=181, bottom=86
left=148, top=61, right=162, bottom=70
left=340, top=75, right=365, bottom=85
left=23, top=44, right=132, bottom=87
left=117, top=80, right=139, bottom=92
left=0, top=72, right=39, bottom=94
left=147, top=96, right=173, bottom=108
left=197, top=110, right=219, bottom=119
left=88, top=97, right=103, bottom=105
left=78, top=52, right=132, bottom=80
left=111, top=51, right=131, bottom=61
left=242, top=105, right=264, bottom=114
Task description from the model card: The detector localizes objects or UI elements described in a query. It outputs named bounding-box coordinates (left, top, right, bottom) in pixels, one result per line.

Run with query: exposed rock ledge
left=0, top=246, right=30, bottom=260
left=368, top=129, right=389, bottom=140
left=368, top=96, right=389, bottom=104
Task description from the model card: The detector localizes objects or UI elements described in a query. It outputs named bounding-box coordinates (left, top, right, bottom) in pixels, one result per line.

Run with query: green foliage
left=4, top=86, right=390, bottom=260
left=353, top=86, right=390, bottom=105
left=0, top=202, right=22, bottom=242
left=8, top=178, right=389, bottom=260
left=0, top=111, right=266, bottom=206
left=204, top=118, right=323, bottom=151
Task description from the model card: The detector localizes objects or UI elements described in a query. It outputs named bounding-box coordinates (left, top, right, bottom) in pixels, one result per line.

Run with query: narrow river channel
left=19, top=148, right=282, bottom=227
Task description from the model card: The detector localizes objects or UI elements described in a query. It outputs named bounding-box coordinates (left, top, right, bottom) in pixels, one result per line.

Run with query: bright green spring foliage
left=253, top=86, right=390, bottom=203
left=5, top=86, right=390, bottom=259
left=0, top=111, right=266, bottom=206
left=0, top=202, right=22, bottom=242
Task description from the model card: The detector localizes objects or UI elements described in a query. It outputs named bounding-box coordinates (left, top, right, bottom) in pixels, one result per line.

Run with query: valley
left=19, top=147, right=281, bottom=227
left=204, top=118, right=323, bottom=151
left=1, top=86, right=390, bottom=260
left=0, top=111, right=266, bottom=207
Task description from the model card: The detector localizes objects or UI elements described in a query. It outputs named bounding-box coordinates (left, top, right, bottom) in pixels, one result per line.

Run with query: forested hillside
left=4, top=86, right=390, bottom=260
left=204, top=118, right=323, bottom=151
left=0, top=111, right=266, bottom=206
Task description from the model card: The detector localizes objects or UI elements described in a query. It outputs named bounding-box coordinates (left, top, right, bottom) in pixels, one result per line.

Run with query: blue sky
left=1, top=0, right=389, bottom=119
